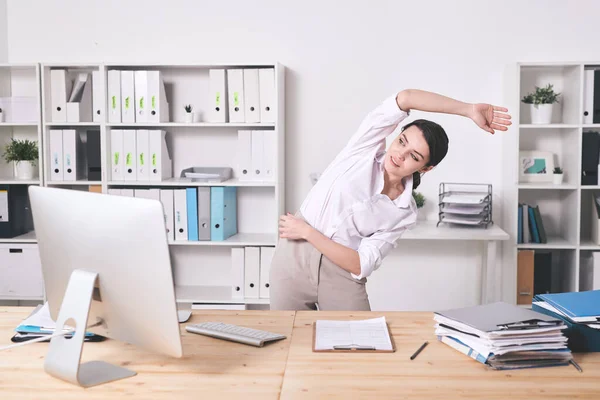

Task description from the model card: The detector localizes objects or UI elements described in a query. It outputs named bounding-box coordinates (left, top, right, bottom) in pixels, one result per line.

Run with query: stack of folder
left=533, top=290, right=600, bottom=352
left=434, top=302, right=573, bottom=370
left=11, top=302, right=105, bottom=343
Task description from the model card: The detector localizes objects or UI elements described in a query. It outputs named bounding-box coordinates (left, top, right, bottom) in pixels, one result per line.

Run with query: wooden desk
left=0, top=307, right=295, bottom=399
left=2, top=308, right=600, bottom=399
left=280, top=311, right=600, bottom=400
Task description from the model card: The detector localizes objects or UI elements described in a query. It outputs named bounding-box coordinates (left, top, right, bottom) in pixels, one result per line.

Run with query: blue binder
left=537, top=290, right=600, bottom=320
left=210, top=187, right=237, bottom=241
left=186, top=188, right=199, bottom=241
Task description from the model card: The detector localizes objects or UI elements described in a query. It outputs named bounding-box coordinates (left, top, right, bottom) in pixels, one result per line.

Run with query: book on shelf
left=517, top=203, right=547, bottom=244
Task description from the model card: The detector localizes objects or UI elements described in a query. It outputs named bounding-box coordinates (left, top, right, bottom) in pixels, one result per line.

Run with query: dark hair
left=401, top=119, right=449, bottom=190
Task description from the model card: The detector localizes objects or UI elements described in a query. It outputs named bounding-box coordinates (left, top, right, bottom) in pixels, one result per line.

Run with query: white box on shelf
left=231, top=247, right=245, bottom=300
left=107, top=70, right=122, bottom=123
left=208, top=69, right=227, bottom=123
left=50, top=69, right=70, bottom=122
left=49, top=129, right=63, bottom=181
left=134, top=70, right=148, bottom=123
left=227, top=69, right=245, bottom=123
left=259, top=246, right=274, bottom=299
left=0, top=244, right=44, bottom=299
left=244, top=246, right=260, bottom=298
left=258, top=68, right=275, bottom=123
left=243, top=69, right=260, bottom=123
left=121, top=71, right=135, bottom=123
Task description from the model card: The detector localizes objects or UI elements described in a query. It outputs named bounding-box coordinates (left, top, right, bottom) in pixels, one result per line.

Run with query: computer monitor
left=28, top=186, right=183, bottom=388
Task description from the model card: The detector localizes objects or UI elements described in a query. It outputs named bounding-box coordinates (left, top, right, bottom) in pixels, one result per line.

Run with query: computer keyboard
left=185, top=322, right=287, bottom=347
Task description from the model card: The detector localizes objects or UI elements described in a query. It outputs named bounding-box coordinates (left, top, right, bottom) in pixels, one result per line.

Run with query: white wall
left=0, top=0, right=6, bottom=62
left=6, top=0, right=600, bottom=310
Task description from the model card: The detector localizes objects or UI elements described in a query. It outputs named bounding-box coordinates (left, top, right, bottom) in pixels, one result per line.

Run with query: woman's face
left=384, top=125, right=431, bottom=180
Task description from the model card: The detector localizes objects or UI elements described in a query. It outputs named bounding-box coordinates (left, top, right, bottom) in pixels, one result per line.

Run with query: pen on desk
left=410, top=341, right=428, bottom=360
left=570, top=359, right=583, bottom=373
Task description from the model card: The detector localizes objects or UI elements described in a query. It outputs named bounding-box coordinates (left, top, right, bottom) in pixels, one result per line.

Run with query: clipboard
left=311, top=321, right=396, bottom=353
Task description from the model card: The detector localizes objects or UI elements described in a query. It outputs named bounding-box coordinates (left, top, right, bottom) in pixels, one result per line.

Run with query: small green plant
left=521, top=84, right=561, bottom=105
left=553, top=167, right=563, bottom=174
left=2, top=138, right=38, bottom=164
left=412, top=191, right=425, bottom=208
left=184, top=104, right=193, bottom=113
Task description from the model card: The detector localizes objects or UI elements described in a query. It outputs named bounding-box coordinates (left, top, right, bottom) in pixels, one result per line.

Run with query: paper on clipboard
left=313, top=317, right=394, bottom=351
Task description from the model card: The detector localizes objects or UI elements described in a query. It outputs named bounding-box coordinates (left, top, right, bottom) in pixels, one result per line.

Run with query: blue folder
left=536, top=290, right=600, bottom=320
left=210, top=187, right=237, bottom=241
left=533, top=291, right=600, bottom=353
left=186, top=188, right=199, bottom=241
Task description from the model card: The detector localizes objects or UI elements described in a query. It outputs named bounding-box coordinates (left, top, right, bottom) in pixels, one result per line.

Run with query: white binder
left=92, top=71, right=103, bottom=122
left=50, top=69, right=71, bottom=122
left=147, top=71, right=169, bottom=122
left=584, top=69, right=595, bottom=124
left=237, top=130, right=252, bottom=181
left=62, top=129, right=82, bottom=181
left=110, top=129, right=124, bottom=181
left=108, top=189, right=122, bottom=196
left=243, top=69, right=260, bottom=123
left=160, top=189, right=175, bottom=242
left=231, top=247, right=245, bottom=300
left=122, top=129, right=137, bottom=181
left=134, top=70, right=148, bottom=123
left=258, top=68, right=276, bottom=123
left=259, top=246, right=274, bottom=298
left=121, top=188, right=134, bottom=197
left=66, top=72, right=92, bottom=122
left=121, top=71, right=135, bottom=123
left=107, top=70, right=122, bottom=123
left=227, top=69, right=245, bottom=123
left=149, top=129, right=172, bottom=181
left=208, top=69, right=227, bottom=122
left=173, top=189, right=188, bottom=241
left=263, top=130, right=276, bottom=182
left=251, top=130, right=264, bottom=180
left=244, top=246, right=260, bottom=298
left=49, top=129, right=63, bottom=181
left=136, top=129, right=150, bottom=181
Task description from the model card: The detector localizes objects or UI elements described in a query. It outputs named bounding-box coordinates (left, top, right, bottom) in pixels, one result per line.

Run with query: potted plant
left=184, top=104, right=194, bottom=123
left=413, top=191, right=426, bottom=220
left=2, top=138, right=38, bottom=180
left=553, top=166, right=564, bottom=184
left=521, top=84, right=561, bottom=124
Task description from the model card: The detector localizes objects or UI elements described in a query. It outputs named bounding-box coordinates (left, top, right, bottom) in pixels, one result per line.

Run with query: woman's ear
left=420, top=165, right=434, bottom=174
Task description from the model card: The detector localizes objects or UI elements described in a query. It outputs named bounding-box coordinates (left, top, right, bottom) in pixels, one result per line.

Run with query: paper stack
left=434, top=302, right=573, bottom=370
left=533, top=290, right=600, bottom=352
left=11, top=302, right=104, bottom=343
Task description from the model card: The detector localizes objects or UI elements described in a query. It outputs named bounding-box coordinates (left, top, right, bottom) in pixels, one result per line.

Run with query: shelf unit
left=507, top=62, right=600, bottom=306
left=0, top=62, right=285, bottom=308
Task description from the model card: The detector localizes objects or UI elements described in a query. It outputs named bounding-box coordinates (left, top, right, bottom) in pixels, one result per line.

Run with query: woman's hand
left=470, top=103, right=512, bottom=134
left=279, top=213, right=312, bottom=240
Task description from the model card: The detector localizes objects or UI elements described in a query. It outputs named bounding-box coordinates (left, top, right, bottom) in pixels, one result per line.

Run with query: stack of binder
left=434, top=302, right=573, bottom=370
left=437, top=183, right=493, bottom=228
left=533, top=290, right=600, bottom=352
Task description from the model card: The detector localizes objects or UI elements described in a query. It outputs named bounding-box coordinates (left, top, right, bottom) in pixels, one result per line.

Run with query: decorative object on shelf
left=0, top=107, right=3, bottom=122
left=519, top=151, right=555, bottom=183
left=437, top=182, right=492, bottom=228
left=2, top=138, right=38, bottom=180
left=553, top=166, right=564, bottom=184
left=412, top=191, right=425, bottom=208
left=180, top=166, right=232, bottom=183
left=184, top=104, right=194, bottom=123
left=521, top=84, right=561, bottom=124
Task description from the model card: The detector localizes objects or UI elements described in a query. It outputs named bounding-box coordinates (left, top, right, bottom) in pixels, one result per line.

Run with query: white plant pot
left=553, top=173, right=564, bottom=185
left=530, top=104, right=553, bottom=124
left=15, top=161, right=36, bottom=180
left=185, top=113, right=193, bottom=123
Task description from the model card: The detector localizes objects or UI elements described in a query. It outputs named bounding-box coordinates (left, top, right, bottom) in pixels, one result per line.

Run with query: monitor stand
left=44, top=269, right=137, bottom=388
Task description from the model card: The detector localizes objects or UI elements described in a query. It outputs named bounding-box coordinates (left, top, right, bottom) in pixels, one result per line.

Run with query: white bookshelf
left=1, top=62, right=286, bottom=307
left=0, top=63, right=42, bottom=245
left=505, top=62, right=600, bottom=306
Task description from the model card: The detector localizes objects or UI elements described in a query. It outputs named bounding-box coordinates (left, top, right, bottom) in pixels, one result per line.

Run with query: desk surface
left=402, top=220, right=510, bottom=241
left=1, top=307, right=599, bottom=399
left=0, top=307, right=295, bottom=399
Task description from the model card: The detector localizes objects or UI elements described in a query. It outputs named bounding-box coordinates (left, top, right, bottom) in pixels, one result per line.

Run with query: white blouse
left=299, top=94, right=418, bottom=280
